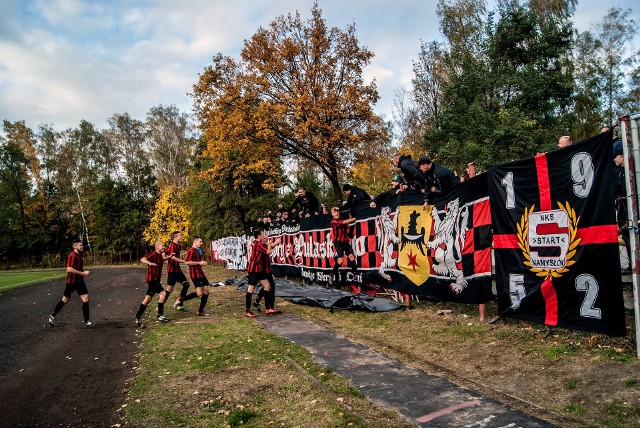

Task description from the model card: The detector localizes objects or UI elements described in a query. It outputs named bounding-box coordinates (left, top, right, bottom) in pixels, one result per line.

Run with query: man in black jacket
left=392, top=153, right=427, bottom=191
left=342, top=183, right=370, bottom=216
left=370, top=175, right=404, bottom=208
left=417, top=155, right=459, bottom=195
left=288, top=187, right=321, bottom=217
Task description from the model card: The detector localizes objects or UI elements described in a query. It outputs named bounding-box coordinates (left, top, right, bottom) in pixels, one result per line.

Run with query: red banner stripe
left=576, top=225, right=619, bottom=244
left=493, top=234, right=519, bottom=248
left=535, top=154, right=552, bottom=211
left=541, top=277, right=558, bottom=326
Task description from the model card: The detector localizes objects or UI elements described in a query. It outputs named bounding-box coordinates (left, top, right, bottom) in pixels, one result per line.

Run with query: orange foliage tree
left=192, top=2, right=386, bottom=202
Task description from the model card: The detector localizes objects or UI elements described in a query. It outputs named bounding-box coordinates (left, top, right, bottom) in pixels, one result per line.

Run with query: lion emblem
left=428, top=198, right=470, bottom=294
left=376, top=207, right=400, bottom=281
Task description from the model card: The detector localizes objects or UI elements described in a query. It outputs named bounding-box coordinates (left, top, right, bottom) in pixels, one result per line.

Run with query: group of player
left=47, top=202, right=357, bottom=327
left=134, top=232, right=211, bottom=327
left=47, top=232, right=214, bottom=328
left=47, top=228, right=289, bottom=327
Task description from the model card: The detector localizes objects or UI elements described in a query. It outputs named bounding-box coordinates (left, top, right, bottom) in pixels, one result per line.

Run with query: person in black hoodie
left=342, top=183, right=370, bottom=216
left=288, top=187, right=321, bottom=217
left=392, top=153, right=427, bottom=191
left=613, top=138, right=631, bottom=268
left=417, top=155, right=459, bottom=195
left=370, top=175, right=404, bottom=208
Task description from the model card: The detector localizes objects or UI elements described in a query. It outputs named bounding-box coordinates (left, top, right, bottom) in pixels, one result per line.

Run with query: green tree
left=104, top=112, right=156, bottom=201
left=145, top=105, right=196, bottom=189
left=90, top=178, right=148, bottom=262
left=595, top=7, right=638, bottom=124
left=427, top=3, right=574, bottom=170
left=0, top=140, right=30, bottom=259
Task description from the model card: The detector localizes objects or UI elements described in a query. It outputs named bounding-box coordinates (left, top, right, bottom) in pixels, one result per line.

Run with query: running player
left=245, top=229, right=281, bottom=317
left=48, top=239, right=93, bottom=327
left=135, top=241, right=174, bottom=327
left=164, top=231, right=191, bottom=312
left=184, top=236, right=211, bottom=317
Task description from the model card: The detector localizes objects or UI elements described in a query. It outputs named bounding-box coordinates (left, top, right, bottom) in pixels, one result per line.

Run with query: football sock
left=82, top=302, right=89, bottom=322
left=158, top=302, right=164, bottom=316
left=53, top=300, right=65, bottom=316
left=267, top=288, right=276, bottom=310
left=256, top=287, right=267, bottom=303
left=136, top=303, right=147, bottom=319
left=183, top=292, right=198, bottom=302
left=332, top=262, right=340, bottom=280
left=180, top=282, right=190, bottom=299
left=245, top=292, right=252, bottom=311
left=198, top=294, right=208, bottom=313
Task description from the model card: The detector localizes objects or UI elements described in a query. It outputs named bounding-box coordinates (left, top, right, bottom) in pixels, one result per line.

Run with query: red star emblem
left=407, top=249, right=420, bottom=271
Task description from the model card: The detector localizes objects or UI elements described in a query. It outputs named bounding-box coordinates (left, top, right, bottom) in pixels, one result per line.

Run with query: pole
left=620, top=114, right=640, bottom=359
left=467, top=162, right=486, bottom=322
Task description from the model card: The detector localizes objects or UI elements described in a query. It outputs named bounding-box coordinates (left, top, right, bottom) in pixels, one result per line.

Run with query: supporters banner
left=210, top=236, right=249, bottom=270
left=392, top=178, right=494, bottom=303
left=488, top=131, right=626, bottom=335
left=216, top=176, right=495, bottom=304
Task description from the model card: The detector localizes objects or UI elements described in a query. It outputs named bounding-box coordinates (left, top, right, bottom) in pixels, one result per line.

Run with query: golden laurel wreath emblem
left=516, top=202, right=581, bottom=279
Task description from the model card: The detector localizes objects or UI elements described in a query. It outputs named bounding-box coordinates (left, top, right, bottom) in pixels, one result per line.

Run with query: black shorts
left=167, top=270, right=188, bottom=286
left=192, top=277, right=210, bottom=288
left=145, top=281, right=165, bottom=296
left=63, top=282, right=88, bottom=298
left=334, top=241, right=353, bottom=258
left=247, top=272, right=272, bottom=286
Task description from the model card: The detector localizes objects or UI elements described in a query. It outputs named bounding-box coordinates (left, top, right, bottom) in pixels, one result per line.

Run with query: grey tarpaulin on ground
left=232, top=276, right=404, bottom=312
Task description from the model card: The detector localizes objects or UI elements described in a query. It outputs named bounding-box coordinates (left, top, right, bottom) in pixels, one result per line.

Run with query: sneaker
left=48, top=314, right=55, bottom=327
left=252, top=301, right=262, bottom=312
left=196, top=312, right=210, bottom=317
left=84, top=320, right=95, bottom=327
left=244, top=310, right=257, bottom=318
left=135, top=318, right=142, bottom=328
left=172, top=299, right=181, bottom=309
left=266, top=308, right=281, bottom=315
left=157, top=315, right=170, bottom=323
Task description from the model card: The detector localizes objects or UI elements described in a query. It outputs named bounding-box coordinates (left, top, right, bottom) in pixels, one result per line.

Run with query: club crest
left=397, top=205, right=432, bottom=285
left=518, top=202, right=580, bottom=279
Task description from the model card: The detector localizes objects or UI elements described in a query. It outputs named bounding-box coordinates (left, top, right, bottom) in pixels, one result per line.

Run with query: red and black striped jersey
left=247, top=240, right=270, bottom=274
left=66, top=251, right=84, bottom=284
left=185, top=247, right=205, bottom=279
left=331, top=219, right=351, bottom=243
left=145, top=251, right=164, bottom=282
left=165, top=241, right=181, bottom=273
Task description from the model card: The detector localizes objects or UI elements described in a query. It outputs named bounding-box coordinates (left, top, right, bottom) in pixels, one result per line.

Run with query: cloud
left=1, top=0, right=638, bottom=134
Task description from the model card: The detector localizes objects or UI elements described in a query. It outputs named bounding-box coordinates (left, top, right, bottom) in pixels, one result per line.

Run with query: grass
left=0, top=270, right=67, bottom=292
left=125, top=266, right=413, bottom=428
left=565, top=379, right=581, bottom=390
left=124, top=266, right=640, bottom=428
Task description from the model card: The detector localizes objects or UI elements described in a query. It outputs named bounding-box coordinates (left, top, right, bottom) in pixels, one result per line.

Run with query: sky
left=0, top=0, right=638, bottom=134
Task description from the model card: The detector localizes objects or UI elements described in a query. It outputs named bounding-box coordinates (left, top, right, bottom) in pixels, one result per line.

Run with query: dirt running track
left=0, top=267, right=144, bottom=427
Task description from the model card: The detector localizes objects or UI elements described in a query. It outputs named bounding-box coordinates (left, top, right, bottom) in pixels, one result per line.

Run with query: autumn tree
left=192, top=2, right=386, bottom=202
left=144, top=185, right=191, bottom=245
